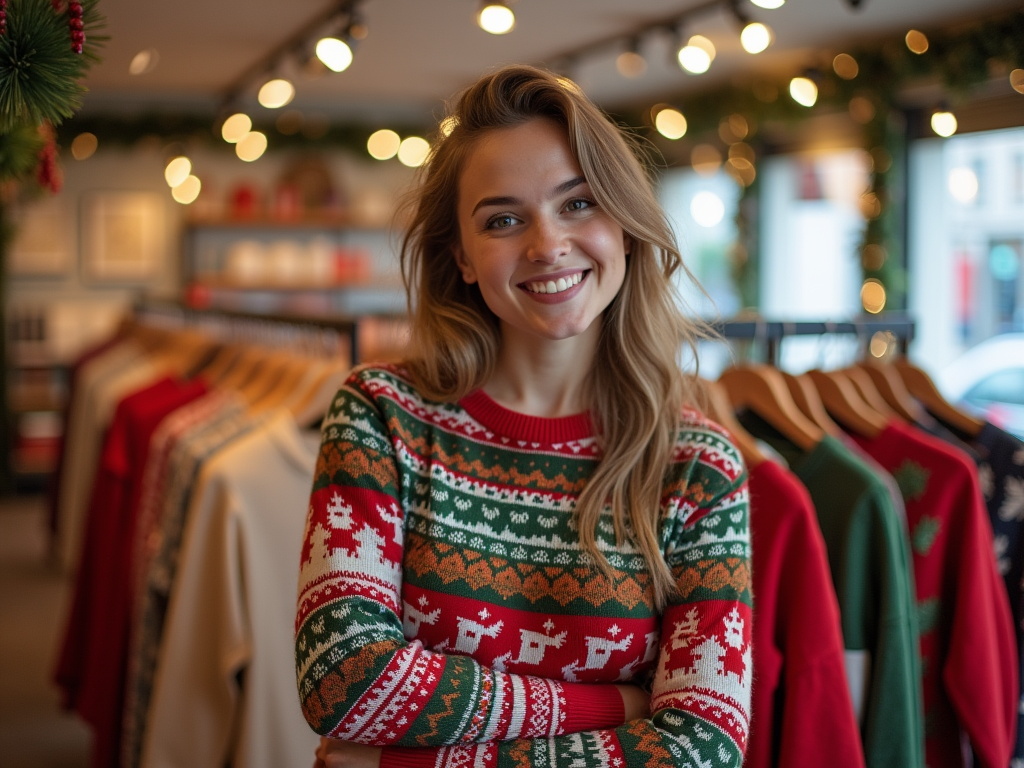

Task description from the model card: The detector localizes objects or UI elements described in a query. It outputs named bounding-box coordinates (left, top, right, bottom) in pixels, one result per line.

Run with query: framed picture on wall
left=8, top=197, right=74, bottom=277
left=81, top=192, right=164, bottom=282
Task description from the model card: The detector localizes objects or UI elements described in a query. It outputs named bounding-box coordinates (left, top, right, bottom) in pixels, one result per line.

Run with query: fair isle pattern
left=295, top=365, right=751, bottom=766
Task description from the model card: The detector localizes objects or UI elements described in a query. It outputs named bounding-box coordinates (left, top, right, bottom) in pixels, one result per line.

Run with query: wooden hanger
left=697, top=378, right=765, bottom=468
left=856, top=361, right=927, bottom=424
left=840, top=366, right=901, bottom=421
left=290, top=361, right=350, bottom=429
left=804, top=369, right=886, bottom=438
left=778, top=370, right=843, bottom=437
left=718, top=365, right=823, bottom=452
left=891, top=358, right=984, bottom=437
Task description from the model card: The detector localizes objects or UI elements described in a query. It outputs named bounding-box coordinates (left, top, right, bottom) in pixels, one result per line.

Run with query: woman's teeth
left=526, top=272, right=583, bottom=294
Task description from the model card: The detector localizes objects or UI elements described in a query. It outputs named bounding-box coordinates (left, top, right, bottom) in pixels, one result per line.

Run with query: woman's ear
left=452, top=244, right=478, bottom=284
left=623, top=233, right=633, bottom=256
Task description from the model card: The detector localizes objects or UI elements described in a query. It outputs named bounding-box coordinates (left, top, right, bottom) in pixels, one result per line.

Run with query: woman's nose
left=526, top=218, right=570, bottom=263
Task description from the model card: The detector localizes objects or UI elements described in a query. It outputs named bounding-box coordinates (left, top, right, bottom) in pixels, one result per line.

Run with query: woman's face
left=453, top=118, right=628, bottom=346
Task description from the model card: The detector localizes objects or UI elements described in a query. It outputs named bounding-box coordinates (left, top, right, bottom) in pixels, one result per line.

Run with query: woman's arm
left=296, top=371, right=630, bottom=746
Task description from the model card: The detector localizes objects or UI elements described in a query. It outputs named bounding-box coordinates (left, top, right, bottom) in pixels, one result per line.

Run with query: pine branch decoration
left=0, top=119, right=43, bottom=179
left=0, top=0, right=105, bottom=133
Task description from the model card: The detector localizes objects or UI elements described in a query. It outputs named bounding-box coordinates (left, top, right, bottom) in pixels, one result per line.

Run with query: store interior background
left=1, top=0, right=1024, bottom=764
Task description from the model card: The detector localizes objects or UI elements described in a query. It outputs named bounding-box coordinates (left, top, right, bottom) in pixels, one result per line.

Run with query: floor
left=0, top=496, right=91, bottom=768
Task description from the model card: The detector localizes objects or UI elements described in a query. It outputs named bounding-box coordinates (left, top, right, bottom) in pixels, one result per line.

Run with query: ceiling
left=82, top=0, right=1021, bottom=123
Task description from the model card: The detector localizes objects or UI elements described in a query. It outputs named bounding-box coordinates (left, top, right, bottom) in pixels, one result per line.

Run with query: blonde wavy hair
left=399, top=64, right=710, bottom=609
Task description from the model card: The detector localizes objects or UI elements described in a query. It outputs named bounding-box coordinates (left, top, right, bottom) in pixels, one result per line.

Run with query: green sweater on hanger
left=739, top=414, right=924, bottom=768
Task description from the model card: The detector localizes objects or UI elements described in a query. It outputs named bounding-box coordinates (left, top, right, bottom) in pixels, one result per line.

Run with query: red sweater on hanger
left=851, top=420, right=1017, bottom=768
left=746, top=459, right=864, bottom=768
left=54, top=375, right=208, bottom=768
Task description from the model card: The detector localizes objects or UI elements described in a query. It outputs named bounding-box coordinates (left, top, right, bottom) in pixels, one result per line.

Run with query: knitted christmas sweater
left=295, top=365, right=752, bottom=767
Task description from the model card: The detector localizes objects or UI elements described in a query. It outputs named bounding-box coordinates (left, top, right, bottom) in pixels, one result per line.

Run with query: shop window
left=909, top=126, right=1024, bottom=373
left=658, top=168, right=741, bottom=319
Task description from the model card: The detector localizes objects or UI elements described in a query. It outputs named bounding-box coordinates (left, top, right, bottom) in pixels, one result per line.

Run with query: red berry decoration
left=0, top=0, right=7, bottom=36
left=36, top=125, right=63, bottom=195
left=68, top=0, right=84, bottom=53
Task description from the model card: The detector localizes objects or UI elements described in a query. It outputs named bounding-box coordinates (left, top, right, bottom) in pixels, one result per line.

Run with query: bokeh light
left=367, top=129, right=401, bottom=160
left=654, top=107, right=687, bottom=140
left=71, top=132, right=98, bottom=160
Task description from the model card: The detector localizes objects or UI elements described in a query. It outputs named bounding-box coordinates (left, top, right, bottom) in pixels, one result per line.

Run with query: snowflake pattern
left=978, top=462, right=995, bottom=500
left=912, top=515, right=942, bottom=556
left=998, top=476, right=1024, bottom=522
left=893, top=459, right=931, bottom=503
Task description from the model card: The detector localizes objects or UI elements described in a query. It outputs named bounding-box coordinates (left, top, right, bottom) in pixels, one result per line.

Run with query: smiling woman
left=296, top=64, right=752, bottom=768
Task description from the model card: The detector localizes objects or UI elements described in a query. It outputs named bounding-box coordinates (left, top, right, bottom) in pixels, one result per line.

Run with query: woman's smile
left=453, top=117, right=627, bottom=346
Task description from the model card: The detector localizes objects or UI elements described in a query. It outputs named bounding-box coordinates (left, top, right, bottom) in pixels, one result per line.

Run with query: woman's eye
left=487, top=215, right=517, bottom=229
left=565, top=198, right=593, bottom=212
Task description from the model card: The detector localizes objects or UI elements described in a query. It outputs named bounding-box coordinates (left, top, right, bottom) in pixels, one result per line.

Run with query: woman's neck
left=483, top=321, right=599, bottom=418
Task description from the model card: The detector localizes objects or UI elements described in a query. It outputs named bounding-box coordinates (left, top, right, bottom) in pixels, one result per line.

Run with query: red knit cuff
left=380, top=746, right=441, bottom=768
left=559, top=682, right=626, bottom=734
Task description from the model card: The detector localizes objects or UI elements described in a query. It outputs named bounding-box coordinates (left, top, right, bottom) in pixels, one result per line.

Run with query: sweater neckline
left=458, top=389, right=594, bottom=444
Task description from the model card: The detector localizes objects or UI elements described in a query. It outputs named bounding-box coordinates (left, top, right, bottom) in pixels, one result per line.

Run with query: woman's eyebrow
left=471, top=176, right=588, bottom=216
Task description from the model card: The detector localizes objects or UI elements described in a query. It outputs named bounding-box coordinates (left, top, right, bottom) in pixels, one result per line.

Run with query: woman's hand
left=313, top=737, right=382, bottom=768
left=615, top=683, right=652, bottom=722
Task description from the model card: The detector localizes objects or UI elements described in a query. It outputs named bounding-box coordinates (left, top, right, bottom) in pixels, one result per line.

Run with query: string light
left=398, top=136, right=430, bottom=167
left=164, top=156, right=192, bottom=187
left=71, top=133, right=98, bottom=160
left=931, top=111, right=957, bottom=137
left=833, top=53, right=858, bottom=80
left=221, top=113, right=252, bottom=143
left=477, top=2, right=515, bottom=35
left=654, top=107, right=687, bottom=140
left=129, top=49, right=159, bottom=76
left=861, top=279, right=886, bottom=314
left=905, top=29, right=929, bottom=54
left=367, top=129, right=400, bottom=160
left=1010, top=69, right=1024, bottom=95
left=789, top=77, right=818, bottom=107
left=171, top=175, right=202, bottom=205
left=236, top=131, right=268, bottom=161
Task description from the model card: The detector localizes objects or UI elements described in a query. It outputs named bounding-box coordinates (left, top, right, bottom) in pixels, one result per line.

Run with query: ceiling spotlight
left=316, top=37, right=354, bottom=72
left=740, top=22, right=772, bottom=54
left=478, top=2, right=515, bottom=35
left=749, top=0, right=784, bottom=8
left=677, top=35, right=716, bottom=74
left=616, top=40, right=647, bottom=79
left=258, top=78, right=295, bottom=109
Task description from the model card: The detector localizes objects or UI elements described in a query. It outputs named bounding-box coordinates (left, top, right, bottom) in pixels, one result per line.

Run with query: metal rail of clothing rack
left=134, top=299, right=407, bottom=365
left=711, top=315, right=916, bottom=366
left=135, top=301, right=915, bottom=369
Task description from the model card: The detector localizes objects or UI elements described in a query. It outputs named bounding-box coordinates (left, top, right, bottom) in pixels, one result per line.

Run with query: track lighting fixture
left=477, top=1, right=515, bottom=35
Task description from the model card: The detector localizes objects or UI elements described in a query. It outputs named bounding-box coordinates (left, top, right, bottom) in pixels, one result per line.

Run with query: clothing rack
left=713, top=315, right=915, bottom=366
left=134, top=299, right=406, bottom=365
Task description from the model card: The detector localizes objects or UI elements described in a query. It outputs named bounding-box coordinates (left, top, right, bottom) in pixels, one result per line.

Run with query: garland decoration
left=0, top=0, right=105, bottom=134
left=622, top=8, right=1024, bottom=314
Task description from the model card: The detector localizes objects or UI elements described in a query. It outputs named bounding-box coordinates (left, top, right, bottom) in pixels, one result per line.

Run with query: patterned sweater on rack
left=295, top=364, right=752, bottom=767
